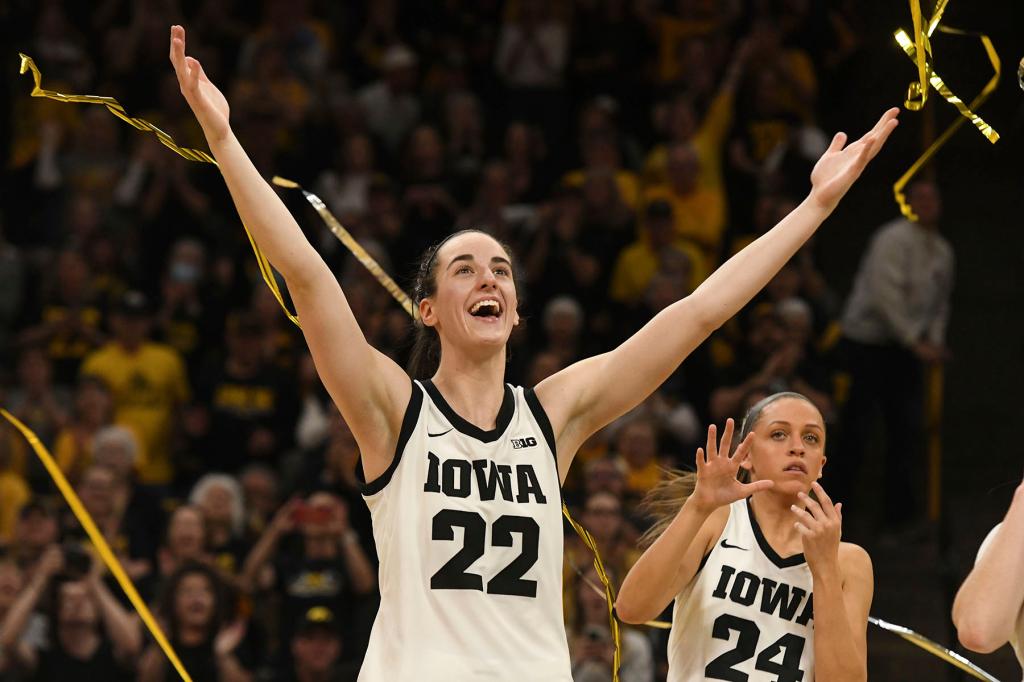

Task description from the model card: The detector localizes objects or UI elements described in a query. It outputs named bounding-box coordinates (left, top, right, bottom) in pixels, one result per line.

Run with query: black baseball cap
left=296, top=606, right=339, bottom=636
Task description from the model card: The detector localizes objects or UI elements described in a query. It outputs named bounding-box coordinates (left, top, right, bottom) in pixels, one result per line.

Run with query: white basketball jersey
left=668, top=498, right=816, bottom=682
left=358, top=380, right=571, bottom=682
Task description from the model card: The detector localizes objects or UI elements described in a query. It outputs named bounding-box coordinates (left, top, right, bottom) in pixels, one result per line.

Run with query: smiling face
left=739, top=396, right=826, bottom=495
left=174, top=572, right=215, bottom=631
left=418, top=232, right=520, bottom=358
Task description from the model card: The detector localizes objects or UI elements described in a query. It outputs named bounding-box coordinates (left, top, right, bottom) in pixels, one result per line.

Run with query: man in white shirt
left=830, top=180, right=954, bottom=532
left=953, top=478, right=1024, bottom=677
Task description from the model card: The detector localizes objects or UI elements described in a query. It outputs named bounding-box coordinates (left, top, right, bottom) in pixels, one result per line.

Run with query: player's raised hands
left=690, top=419, right=774, bottom=514
left=809, top=107, right=900, bottom=212
left=169, top=25, right=230, bottom=143
left=791, top=481, right=843, bottom=572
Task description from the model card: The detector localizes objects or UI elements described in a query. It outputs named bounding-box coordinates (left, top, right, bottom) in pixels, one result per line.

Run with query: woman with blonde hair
left=617, top=393, right=872, bottom=681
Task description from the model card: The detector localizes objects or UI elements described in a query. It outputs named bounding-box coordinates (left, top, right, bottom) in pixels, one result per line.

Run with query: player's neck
left=431, top=353, right=508, bottom=432
left=748, top=492, right=803, bottom=551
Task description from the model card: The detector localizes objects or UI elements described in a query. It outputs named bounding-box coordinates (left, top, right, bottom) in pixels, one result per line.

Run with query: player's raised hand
left=169, top=25, right=230, bottom=143
left=690, top=419, right=774, bottom=514
left=809, top=107, right=900, bottom=212
left=791, top=481, right=843, bottom=573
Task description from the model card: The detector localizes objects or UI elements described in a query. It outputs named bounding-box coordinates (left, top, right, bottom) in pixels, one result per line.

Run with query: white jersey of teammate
left=669, top=498, right=816, bottom=682
left=359, top=379, right=571, bottom=681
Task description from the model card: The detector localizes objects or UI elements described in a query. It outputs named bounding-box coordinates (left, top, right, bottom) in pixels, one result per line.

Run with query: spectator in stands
left=53, top=377, right=113, bottom=482
left=5, top=347, right=69, bottom=451
left=0, top=544, right=141, bottom=680
left=613, top=417, right=665, bottom=512
left=709, top=303, right=832, bottom=422
left=242, top=492, right=376, bottom=649
left=8, top=501, right=59, bottom=570
left=833, top=179, right=954, bottom=532
left=281, top=606, right=360, bottom=682
left=80, top=290, right=190, bottom=488
left=568, top=565, right=653, bottom=682
left=190, top=474, right=248, bottom=579
left=138, top=561, right=255, bottom=682
left=358, top=45, right=421, bottom=155
left=240, top=464, right=280, bottom=540
left=18, top=248, right=104, bottom=386
left=157, top=505, right=208, bottom=584
left=191, top=313, right=297, bottom=473
left=610, top=200, right=706, bottom=315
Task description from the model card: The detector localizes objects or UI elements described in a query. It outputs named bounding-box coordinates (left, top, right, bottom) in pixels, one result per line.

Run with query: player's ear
left=419, top=298, right=438, bottom=328
left=817, top=455, right=826, bottom=479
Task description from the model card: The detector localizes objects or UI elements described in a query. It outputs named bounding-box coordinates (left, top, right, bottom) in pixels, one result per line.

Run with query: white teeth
left=470, top=299, right=501, bottom=314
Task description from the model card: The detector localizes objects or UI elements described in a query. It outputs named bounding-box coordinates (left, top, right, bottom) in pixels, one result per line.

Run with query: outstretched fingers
left=854, top=108, right=900, bottom=159
left=170, top=25, right=186, bottom=71
left=810, top=482, right=838, bottom=517
left=705, top=423, right=718, bottom=460
left=729, top=431, right=754, bottom=462
left=719, top=418, right=736, bottom=459
left=826, top=131, right=847, bottom=154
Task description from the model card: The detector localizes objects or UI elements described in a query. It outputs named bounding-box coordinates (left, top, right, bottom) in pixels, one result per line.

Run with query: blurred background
left=0, top=0, right=1022, bottom=680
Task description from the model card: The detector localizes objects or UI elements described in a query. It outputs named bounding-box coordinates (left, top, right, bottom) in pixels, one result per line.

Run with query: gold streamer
left=18, top=53, right=299, bottom=328
left=0, top=410, right=194, bottom=682
left=563, top=502, right=622, bottom=680
left=271, top=177, right=417, bottom=319
left=893, top=2, right=1000, bottom=220
left=869, top=617, right=1001, bottom=681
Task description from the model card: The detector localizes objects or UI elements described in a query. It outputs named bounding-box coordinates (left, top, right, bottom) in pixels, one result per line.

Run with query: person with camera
left=569, top=565, right=653, bottom=682
left=0, top=544, right=141, bottom=680
left=241, top=492, right=376, bottom=658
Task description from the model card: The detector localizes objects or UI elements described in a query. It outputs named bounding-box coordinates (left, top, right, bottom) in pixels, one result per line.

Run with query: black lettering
left=759, top=579, right=807, bottom=621
left=795, top=593, right=814, bottom=626
left=711, top=564, right=736, bottom=599
left=472, top=460, right=514, bottom=502
left=424, top=452, right=441, bottom=493
left=442, top=460, right=472, bottom=498
left=730, top=571, right=760, bottom=606
left=515, top=465, right=547, bottom=503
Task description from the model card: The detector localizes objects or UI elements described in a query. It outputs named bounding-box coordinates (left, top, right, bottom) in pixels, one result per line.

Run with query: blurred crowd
left=0, top=0, right=953, bottom=680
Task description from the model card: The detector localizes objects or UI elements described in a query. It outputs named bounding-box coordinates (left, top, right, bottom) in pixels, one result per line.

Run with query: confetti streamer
left=892, top=1, right=1000, bottom=220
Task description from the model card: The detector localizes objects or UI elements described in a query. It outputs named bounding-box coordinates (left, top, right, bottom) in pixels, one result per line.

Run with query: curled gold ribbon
left=18, top=53, right=299, bottom=328
left=893, top=2, right=1000, bottom=220
left=0, top=410, right=194, bottom=682
left=271, top=177, right=417, bottom=319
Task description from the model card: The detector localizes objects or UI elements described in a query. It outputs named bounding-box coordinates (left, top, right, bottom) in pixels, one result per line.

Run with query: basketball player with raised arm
left=617, top=394, right=873, bottom=682
left=169, top=24, right=896, bottom=681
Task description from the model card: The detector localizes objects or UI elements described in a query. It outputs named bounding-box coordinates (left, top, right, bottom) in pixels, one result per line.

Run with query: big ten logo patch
left=511, top=437, right=537, bottom=449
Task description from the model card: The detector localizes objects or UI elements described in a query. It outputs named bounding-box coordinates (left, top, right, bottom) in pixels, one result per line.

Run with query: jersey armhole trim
left=524, top=387, right=557, bottom=467
left=359, top=379, right=423, bottom=496
left=696, top=546, right=714, bottom=574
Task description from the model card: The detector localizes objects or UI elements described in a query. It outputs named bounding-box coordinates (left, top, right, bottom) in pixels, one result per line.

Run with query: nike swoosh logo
left=720, top=539, right=748, bottom=551
left=428, top=428, right=454, bottom=438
